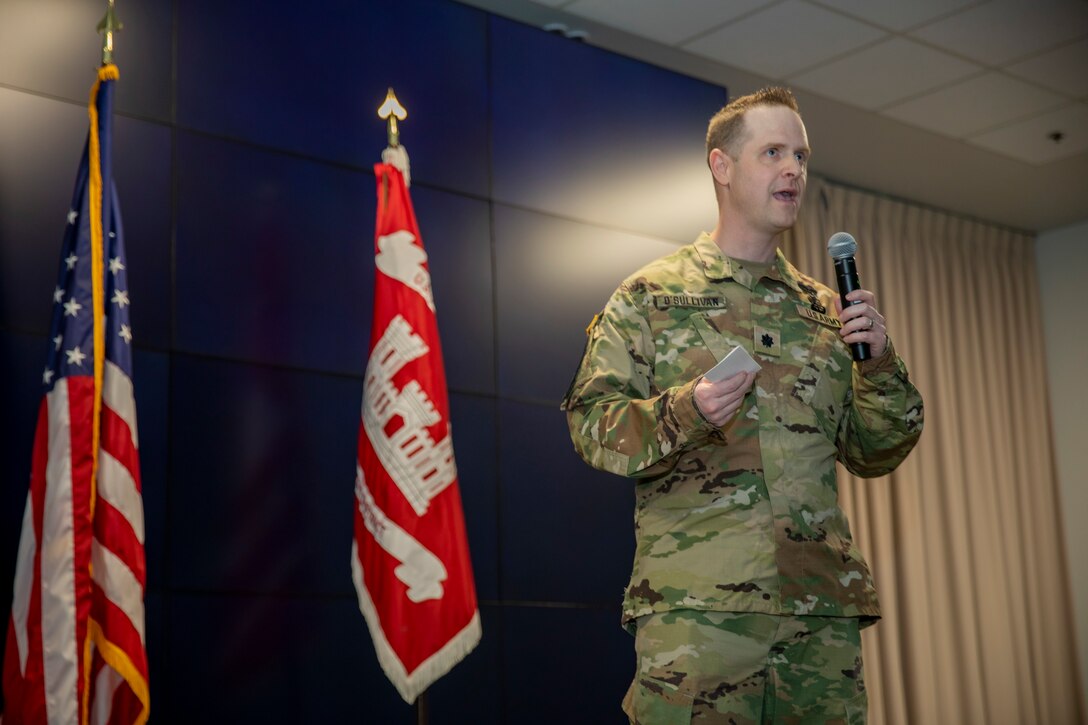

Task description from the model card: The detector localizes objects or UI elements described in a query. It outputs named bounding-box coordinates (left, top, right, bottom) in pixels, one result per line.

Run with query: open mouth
left=773, top=190, right=797, bottom=202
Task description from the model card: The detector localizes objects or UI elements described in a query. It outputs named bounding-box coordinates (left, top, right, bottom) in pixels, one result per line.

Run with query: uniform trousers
left=623, top=610, right=867, bottom=724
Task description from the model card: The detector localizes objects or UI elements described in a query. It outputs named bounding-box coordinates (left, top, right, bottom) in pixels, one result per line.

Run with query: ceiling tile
left=683, top=0, right=886, bottom=79
left=969, top=102, right=1088, bottom=164
left=910, top=0, right=1088, bottom=66
left=812, top=0, right=980, bottom=32
left=882, top=72, right=1066, bottom=137
left=561, top=0, right=776, bottom=45
left=1006, top=39, right=1088, bottom=97
left=790, top=37, right=981, bottom=110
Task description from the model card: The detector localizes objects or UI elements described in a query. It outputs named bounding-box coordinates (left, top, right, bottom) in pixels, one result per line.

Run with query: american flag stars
left=43, top=214, right=135, bottom=398
left=65, top=346, right=86, bottom=367
left=107, top=256, right=134, bottom=341
left=52, top=254, right=133, bottom=329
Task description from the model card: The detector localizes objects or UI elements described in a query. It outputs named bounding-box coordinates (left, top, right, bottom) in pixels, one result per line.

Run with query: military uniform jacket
left=563, top=233, right=923, bottom=630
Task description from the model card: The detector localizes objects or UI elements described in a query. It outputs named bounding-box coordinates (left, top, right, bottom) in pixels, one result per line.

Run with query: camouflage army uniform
left=563, top=233, right=922, bottom=721
left=565, top=232, right=922, bottom=718
left=626, top=610, right=867, bottom=723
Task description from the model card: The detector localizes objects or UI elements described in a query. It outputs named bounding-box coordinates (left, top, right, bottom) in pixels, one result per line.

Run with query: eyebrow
left=762, top=142, right=812, bottom=155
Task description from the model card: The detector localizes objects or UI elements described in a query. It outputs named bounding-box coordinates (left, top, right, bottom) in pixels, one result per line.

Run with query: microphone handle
left=834, top=257, right=870, bottom=362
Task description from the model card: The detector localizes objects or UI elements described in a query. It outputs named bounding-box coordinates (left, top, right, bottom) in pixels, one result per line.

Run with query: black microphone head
left=827, top=232, right=857, bottom=260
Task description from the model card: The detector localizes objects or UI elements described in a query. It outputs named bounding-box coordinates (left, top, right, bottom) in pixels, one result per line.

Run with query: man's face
left=722, top=105, right=810, bottom=237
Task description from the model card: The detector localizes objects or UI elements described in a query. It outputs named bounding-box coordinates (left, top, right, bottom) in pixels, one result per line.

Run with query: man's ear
left=709, top=148, right=731, bottom=187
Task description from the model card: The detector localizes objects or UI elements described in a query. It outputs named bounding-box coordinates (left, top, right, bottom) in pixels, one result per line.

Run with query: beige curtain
left=783, top=178, right=1085, bottom=725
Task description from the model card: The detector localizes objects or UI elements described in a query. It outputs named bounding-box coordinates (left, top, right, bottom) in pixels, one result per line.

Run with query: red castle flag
left=351, top=146, right=481, bottom=703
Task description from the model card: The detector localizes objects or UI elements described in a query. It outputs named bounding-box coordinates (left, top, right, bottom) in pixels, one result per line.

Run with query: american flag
left=2, top=64, right=150, bottom=725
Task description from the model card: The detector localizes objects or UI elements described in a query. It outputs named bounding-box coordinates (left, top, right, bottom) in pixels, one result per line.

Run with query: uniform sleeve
left=835, top=336, right=924, bottom=478
left=561, top=285, right=717, bottom=479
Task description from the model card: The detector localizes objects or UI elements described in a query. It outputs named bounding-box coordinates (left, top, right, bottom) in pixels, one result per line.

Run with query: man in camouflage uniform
left=562, top=88, right=923, bottom=724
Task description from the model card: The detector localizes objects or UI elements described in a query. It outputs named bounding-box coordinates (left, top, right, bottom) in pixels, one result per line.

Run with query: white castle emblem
left=363, top=314, right=457, bottom=516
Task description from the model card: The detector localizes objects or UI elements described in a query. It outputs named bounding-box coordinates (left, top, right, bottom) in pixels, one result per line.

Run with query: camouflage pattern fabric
left=562, top=233, right=923, bottom=629
left=624, top=610, right=866, bottom=724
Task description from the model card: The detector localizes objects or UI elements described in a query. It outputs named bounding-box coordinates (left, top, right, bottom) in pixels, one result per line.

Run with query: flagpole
left=376, top=87, right=432, bottom=725
left=85, top=5, right=121, bottom=719
left=416, top=689, right=430, bottom=725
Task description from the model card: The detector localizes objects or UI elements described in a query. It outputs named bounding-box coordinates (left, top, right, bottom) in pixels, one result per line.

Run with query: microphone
left=827, top=232, right=870, bottom=362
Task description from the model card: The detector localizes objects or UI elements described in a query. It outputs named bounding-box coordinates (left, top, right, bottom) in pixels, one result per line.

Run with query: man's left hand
left=835, top=289, right=888, bottom=359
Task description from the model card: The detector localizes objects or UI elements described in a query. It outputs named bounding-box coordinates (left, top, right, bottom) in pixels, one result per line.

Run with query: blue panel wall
left=176, top=0, right=489, bottom=196
left=492, top=205, right=682, bottom=402
left=503, top=605, right=632, bottom=724
left=167, top=354, right=359, bottom=595
left=498, top=400, right=633, bottom=603
left=0, top=2, right=727, bottom=722
left=174, top=131, right=373, bottom=371
left=491, top=18, right=726, bottom=242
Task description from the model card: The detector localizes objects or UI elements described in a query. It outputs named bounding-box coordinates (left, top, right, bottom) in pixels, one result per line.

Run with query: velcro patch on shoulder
left=652, top=293, right=727, bottom=310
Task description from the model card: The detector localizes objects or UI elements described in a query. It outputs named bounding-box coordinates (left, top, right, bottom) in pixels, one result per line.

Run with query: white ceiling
left=459, top=0, right=1088, bottom=233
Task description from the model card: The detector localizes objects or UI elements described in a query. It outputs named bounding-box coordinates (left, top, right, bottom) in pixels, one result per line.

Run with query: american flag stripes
left=2, top=64, right=149, bottom=725
left=351, top=148, right=480, bottom=704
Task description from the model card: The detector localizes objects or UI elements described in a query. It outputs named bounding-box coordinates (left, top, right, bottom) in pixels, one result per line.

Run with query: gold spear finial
left=97, top=0, right=123, bottom=66
left=377, top=88, right=408, bottom=148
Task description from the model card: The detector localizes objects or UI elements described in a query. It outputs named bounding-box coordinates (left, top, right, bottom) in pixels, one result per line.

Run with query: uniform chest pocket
left=792, top=324, right=850, bottom=405
left=690, top=309, right=750, bottom=362
left=650, top=309, right=739, bottom=387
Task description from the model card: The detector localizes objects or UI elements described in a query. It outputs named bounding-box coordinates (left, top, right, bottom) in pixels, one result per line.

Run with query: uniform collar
left=694, top=232, right=806, bottom=295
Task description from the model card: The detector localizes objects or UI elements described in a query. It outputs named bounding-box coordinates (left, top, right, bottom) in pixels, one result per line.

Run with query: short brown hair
left=706, top=87, right=800, bottom=161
